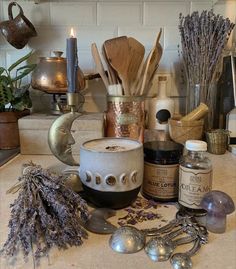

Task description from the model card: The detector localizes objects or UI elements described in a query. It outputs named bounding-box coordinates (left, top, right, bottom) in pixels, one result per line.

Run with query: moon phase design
left=48, top=112, right=81, bottom=166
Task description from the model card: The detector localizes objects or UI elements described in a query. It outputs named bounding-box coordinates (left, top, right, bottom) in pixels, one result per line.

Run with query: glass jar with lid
left=142, top=141, right=183, bottom=202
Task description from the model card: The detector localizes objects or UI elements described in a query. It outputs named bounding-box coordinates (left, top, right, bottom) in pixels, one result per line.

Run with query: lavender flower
left=179, top=10, right=234, bottom=107
left=0, top=163, right=89, bottom=263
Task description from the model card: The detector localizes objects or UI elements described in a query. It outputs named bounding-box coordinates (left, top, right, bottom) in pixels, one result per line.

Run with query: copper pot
left=31, top=51, right=85, bottom=94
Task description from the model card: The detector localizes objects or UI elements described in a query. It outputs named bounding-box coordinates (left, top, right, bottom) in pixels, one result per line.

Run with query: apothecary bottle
left=147, top=76, right=174, bottom=132
left=178, top=140, right=212, bottom=215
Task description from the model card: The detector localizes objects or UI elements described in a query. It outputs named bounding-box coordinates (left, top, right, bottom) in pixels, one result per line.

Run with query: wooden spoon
left=143, top=29, right=163, bottom=95
left=138, top=29, right=163, bottom=96
left=104, top=36, right=130, bottom=95
left=127, top=37, right=145, bottom=94
left=144, top=42, right=163, bottom=94
left=102, top=44, right=118, bottom=85
left=91, top=43, right=109, bottom=89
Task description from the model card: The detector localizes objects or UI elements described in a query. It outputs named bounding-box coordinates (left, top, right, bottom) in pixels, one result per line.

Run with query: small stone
left=200, top=190, right=235, bottom=233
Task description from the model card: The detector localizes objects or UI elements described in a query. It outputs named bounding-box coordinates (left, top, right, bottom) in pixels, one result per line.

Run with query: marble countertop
left=0, top=152, right=236, bottom=269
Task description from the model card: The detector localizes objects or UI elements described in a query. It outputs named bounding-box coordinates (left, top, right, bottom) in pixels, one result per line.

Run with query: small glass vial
left=178, top=140, right=212, bottom=215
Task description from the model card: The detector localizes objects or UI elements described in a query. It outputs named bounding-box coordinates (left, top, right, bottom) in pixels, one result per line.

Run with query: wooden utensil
left=138, top=29, right=163, bottom=96
left=145, top=40, right=163, bottom=95
left=156, top=28, right=162, bottom=45
left=144, top=30, right=163, bottom=95
left=104, top=36, right=130, bottom=95
left=102, top=44, right=118, bottom=85
left=127, top=37, right=145, bottom=94
left=137, top=47, right=157, bottom=96
left=91, top=43, right=109, bottom=89
left=130, top=59, right=145, bottom=96
left=144, top=42, right=163, bottom=95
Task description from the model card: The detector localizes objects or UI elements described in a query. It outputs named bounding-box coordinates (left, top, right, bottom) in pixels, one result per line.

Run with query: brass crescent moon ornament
left=48, top=112, right=81, bottom=166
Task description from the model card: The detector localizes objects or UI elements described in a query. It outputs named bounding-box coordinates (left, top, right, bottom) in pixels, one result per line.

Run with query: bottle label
left=179, top=165, right=212, bottom=209
left=143, top=162, right=179, bottom=200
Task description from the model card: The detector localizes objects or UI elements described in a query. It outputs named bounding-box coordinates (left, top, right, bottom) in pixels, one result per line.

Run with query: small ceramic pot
left=76, top=138, right=144, bottom=209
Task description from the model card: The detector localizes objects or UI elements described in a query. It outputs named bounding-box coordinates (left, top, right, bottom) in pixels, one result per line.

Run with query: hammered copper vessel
left=0, top=2, right=37, bottom=49
left=106, top=96, right=145, bottom=143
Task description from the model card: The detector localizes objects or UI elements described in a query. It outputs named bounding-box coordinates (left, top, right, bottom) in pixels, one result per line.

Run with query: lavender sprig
left=179, top=10, right=234, bottom=107
left=0, top=163, right=89, bottom=262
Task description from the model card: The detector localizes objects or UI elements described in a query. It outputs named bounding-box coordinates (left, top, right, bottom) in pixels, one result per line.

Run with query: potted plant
left=0, top=51, right=36, bottom=149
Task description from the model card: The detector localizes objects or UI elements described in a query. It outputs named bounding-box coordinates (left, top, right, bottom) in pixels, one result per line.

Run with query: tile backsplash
left=0, top=0, right=235, bottom=115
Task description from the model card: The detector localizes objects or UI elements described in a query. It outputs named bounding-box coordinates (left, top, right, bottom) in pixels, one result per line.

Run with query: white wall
left=0, top=0, right=235, bottom=115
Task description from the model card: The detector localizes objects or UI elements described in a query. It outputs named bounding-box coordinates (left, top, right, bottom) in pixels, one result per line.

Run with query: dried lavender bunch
left=179, top=10, right=234, bottom=103
left=0, top=163, right=89, bottom=261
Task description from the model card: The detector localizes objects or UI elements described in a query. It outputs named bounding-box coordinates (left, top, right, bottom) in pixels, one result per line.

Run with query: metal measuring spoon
left=144, top=227, right=197, bottom=262
left=109, top=226, right=145, bottom=253
left=170, top=238, right=201, bottom=269
left=109, top=218, right=183, bottom=254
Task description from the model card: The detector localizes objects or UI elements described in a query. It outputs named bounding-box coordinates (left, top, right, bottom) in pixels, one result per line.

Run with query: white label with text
left=179, top=165, right=212, bottom=209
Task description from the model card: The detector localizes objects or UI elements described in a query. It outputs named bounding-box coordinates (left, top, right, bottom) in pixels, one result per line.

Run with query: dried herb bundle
left=0, top=163, right=89, bottom=261
left=179, top=10, right=234, bottom=103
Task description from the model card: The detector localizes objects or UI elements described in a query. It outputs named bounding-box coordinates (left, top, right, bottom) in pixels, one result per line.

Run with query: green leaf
left=11, top=90, right=32, bottom=110
left=8, top=51, right=33, bottom=72
left=12, top=65, right=36, bottom=82
left=0, top=51, right=35, bottom=111
left=16, top=64, right=37, bottom=73
left=0, top=75, right=11, bottom=86
left=0, top=82, right=13, bottom=106
left=0, top=67, right=6, bottom=75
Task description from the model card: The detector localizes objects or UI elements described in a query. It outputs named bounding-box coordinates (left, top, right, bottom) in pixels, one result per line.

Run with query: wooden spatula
left=104, top=36, right=130, bottom=95
left=145, top=43, right=163, bottom=93
left=138, top=47, right=157, bottom=96
left=91, top=43, right=109, bottom=89
left=102, top=44, right=118, bottom=85
left=127, top=37, right=145, bottom=94
left=138, top=29, right=163, bottom=96
left=143, top=29, right=163, bottom=95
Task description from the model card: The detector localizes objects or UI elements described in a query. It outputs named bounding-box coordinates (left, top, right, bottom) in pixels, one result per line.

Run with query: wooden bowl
left=168, top=118, right=204, bottom=144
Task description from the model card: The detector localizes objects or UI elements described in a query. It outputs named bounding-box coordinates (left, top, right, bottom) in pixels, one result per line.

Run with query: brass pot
left=31, top=51, right=85, bottom=94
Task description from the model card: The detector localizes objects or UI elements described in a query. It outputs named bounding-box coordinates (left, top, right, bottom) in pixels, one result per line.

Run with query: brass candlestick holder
left=48, top=92, right=81, bottom=166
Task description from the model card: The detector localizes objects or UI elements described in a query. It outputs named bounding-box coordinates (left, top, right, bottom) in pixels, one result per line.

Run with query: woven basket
left=205, top=129, right=230, bottom=154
